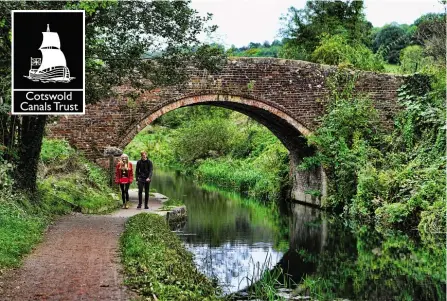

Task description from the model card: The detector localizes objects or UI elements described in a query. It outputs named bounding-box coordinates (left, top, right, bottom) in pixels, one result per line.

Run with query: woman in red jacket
left=115, top=154, right=133, bottom=209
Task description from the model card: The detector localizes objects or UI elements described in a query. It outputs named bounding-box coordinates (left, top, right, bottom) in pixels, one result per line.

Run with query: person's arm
left=115, top=163, right=120, bottom=184
left=148, top=160, right=153, bottom=180
left=136, top=160, right=140, bottom=180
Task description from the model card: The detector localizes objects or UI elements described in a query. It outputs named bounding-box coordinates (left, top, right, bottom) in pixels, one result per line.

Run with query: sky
left=190, top=0, right=446, bottom=48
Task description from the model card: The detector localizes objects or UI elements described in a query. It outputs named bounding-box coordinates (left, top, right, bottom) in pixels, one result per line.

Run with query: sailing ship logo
left=24, top=24, right=75, bottom=83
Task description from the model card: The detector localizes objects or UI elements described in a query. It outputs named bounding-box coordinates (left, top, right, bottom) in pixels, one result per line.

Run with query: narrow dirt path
left=0, top=215, right=133, bottom=301
left=0, top=190, right=165, bottom=301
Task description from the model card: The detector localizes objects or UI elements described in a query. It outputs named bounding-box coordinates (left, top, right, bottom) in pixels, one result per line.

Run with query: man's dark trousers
left=138, top=181, right=150, bottom=207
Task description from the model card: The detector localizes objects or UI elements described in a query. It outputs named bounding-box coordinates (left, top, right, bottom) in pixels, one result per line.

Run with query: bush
left=0, top=159, right=14, bottom=191
left=399, top=45, right=428, bottom=73
left=300, top=74, right=383, bottom=209
left=40, top=138, right=75, bottom=164
left=419, top=200, right=446, bottom=240
left=311, top=34, right=385, bottom=71
left=375, top=202, right=411, bottom=227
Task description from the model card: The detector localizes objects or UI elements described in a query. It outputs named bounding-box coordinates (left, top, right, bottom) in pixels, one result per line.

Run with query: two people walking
left=115, top=151, right=153, bottom=209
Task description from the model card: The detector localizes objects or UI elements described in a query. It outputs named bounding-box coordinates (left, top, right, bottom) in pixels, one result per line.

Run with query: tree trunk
left=15, top=115, right=47, bottom=193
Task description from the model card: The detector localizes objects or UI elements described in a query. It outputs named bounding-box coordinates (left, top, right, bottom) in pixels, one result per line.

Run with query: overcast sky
left=190, top=0, right=446, bottom=48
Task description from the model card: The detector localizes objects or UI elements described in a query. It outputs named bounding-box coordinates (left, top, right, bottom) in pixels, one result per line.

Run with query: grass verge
left=0, top=138, right=119, bottom=271
left=120, top=213, right=221, bottom=301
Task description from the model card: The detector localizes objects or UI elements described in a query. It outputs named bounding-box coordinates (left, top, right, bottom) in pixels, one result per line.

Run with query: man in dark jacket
left=136, top=151, right=153, bottom=209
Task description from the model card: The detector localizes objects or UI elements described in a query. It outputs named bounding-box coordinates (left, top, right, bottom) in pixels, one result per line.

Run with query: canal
left=151, top=168, right=446, bottom=300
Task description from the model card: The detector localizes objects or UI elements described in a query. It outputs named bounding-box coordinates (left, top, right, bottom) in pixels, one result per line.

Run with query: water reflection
left=152, top=167, right=446, bottom=300
left=151, top=168, right=286, bottom=293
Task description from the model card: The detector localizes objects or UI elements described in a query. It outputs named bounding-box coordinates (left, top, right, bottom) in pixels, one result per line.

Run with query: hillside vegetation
left=0, top=139, right=118, bottom=270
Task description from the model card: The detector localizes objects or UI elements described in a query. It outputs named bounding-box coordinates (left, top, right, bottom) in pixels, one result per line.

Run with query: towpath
left=0, top=190, right=164, bottom=301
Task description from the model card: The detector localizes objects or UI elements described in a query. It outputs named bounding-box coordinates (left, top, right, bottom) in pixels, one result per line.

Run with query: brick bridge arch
left=47, top=57, right=403, bottom=206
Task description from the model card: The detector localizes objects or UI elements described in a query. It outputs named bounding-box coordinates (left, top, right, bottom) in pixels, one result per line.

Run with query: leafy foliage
left=227, top=40, right=283, bottom=58
left=172, top=118, right=236, bottom=165
left=311, top=34, right=385, bottom=71
left=39, top=140, right=116, bottom=213
left=299, top=71, right=382, bottom=209
left=40, top=138, right=75, bottom=164
left=279, top=0, right=372, bottom=59
left=298, top=65, right=446, bottom=235
left=0, top=158, right=14, bottom=191
left=373, top=25, right=411, bottom=64
left=399, top=45, right=433, bottom=73
left=413, top=13, right=446, bottom=63
left=39, top=139, right=119, bottom=213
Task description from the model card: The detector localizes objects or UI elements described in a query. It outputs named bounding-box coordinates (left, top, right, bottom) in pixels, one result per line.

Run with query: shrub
left=40, top=138, right=75, bottom=164
left=172, top=118, right=236, bottom=165
left=400, top=45, right=433, bottom=73
left=375, top=202, right=411, bottom=227
left=0, top=159, right=14, bottom=191
left=311, top=34, right=385, bottom=71
left=300, top=83, right=383, bottom=209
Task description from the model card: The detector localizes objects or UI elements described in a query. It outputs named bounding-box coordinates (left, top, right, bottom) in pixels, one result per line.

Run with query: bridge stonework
left=47, top=58, right=403, bottom=206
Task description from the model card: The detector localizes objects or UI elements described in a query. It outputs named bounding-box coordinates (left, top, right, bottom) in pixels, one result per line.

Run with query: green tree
left=172, top=118, right=236, bottom=165
left=413, top=12, right=445, bottom=26
left=373, top=25, right=410, bottom=64
left=413, top=13, right=446, bottom=63
left=0, top=1, right=224, bottom=193
left=279, top=0, right=372, bottom=59
left=227, top=41, right=282, bottom=58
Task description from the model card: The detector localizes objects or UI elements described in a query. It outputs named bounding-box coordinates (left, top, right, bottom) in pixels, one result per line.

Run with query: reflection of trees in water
left=156, top=167, right=444, bottom=300
left=183, top=242, right=283, bottom=294
left=284, top=203, right=445, bottom=301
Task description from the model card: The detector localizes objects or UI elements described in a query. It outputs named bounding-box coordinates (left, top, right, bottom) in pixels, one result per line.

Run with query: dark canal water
left=151, top=168, right=446, bottom=300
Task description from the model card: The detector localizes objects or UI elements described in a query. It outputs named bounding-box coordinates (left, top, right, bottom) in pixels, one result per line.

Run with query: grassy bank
left=120, top=213, right=221, bottom=301
left=0, top=138, right=118, bottom=270
left=39, top=138, right=120, bottom=214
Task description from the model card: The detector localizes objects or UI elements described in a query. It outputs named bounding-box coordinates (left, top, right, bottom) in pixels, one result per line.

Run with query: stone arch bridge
left=47, top=57, right=403, bottom=206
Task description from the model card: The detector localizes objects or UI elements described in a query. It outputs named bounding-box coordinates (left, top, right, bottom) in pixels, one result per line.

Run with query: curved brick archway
left=47, top=57, right=404, bottom=206
left=115, top=94, right=324, bottom=205
left=118, top=94, right=311, bottom=150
